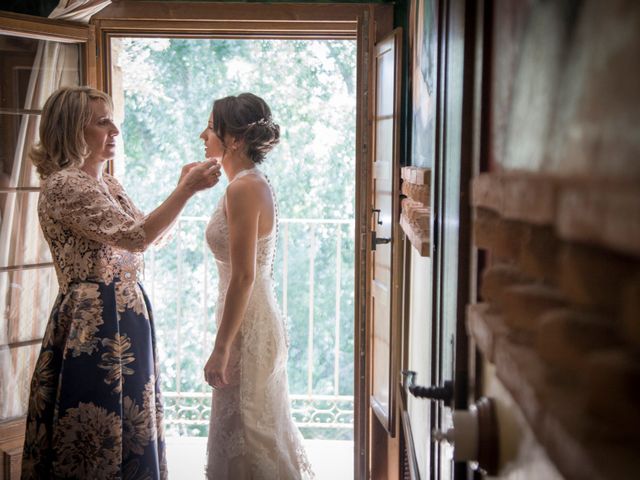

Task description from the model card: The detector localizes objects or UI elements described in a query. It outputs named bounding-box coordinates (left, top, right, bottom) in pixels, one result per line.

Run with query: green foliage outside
left=114, top=38, right=356, bottom=439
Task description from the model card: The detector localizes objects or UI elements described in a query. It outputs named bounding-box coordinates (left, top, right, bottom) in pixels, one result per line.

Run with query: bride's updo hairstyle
left=212, top=93, right=280, bottom=164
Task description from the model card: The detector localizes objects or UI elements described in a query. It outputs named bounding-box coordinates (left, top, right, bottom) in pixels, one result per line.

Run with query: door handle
left=372, top=208, right=383, bottom=225
left=402, top=370, right=453, bottom=403
left=371, top=230, right=391, bottom=250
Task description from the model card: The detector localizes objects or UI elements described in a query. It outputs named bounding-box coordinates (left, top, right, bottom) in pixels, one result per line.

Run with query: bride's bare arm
left=204, top=176, right=262, bottom=387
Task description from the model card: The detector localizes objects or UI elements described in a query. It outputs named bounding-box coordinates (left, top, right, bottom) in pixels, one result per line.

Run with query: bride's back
left=205, top=168, right=277, bottom=273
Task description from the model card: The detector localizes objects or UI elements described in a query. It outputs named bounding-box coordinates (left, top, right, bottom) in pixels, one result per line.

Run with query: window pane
left=1, top=32, right=84, bottom=188
left=0, top=35, right=39, bottom=110
left=0, top=113, right=41, bottom=188
left=0, top=34, right=83, bottom=111
left=0, top=342, right=41, bottom=419
left=0, top=191, right=51, bottom=267
left=0, top=266, right=57, bottom=346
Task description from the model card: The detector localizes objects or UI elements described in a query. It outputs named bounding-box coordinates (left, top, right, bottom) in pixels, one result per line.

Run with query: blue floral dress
left=21, top=168, right=167, bottom=480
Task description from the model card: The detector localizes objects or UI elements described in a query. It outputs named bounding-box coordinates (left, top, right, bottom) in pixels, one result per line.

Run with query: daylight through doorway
left=110, top=37, right=356, bottom=478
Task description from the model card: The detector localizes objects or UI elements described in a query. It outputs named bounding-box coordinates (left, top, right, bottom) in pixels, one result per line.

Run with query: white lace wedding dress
left=204, top=167, right=315, bottom=479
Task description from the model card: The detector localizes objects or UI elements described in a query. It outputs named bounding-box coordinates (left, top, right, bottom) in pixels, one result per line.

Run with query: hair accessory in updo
left=247, top=117, right=275, bottom=128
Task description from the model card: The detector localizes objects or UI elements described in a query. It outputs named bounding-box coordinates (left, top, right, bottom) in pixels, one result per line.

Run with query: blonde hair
left=30, top=86, right=113, bottom=179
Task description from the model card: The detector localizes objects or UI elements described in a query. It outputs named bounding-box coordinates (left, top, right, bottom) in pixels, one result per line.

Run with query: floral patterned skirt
left=21, top=279, right=167, bottom=480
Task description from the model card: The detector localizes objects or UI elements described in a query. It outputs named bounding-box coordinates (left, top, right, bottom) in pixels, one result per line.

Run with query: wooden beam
left=0, top=11, right=90, bottom=42
left=91, top=2, right=393, bottom=39
left=94, top=1, right=372, bottom=23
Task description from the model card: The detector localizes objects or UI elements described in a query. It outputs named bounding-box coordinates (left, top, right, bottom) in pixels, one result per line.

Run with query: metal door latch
left=402, top=370, right=453, bottom=403
left=371, top=230, right=391, bottom=250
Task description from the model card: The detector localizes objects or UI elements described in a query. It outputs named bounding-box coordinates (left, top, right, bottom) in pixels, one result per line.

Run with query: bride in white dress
left=201, top=93, right=315, bottom=479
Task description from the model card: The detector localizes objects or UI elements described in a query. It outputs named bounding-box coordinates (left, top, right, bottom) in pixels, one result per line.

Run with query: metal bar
left=149, top=248, right=156, bottom=305
left=0, top=107, right=41, bottom=116
left=334, top=224, right=342, bottom=395
left=0, top=262, right=54, bottom=273
left=162, top=391, right=354, bottom=401
left=202, top=227, right=209, bottom=392
left=179, top=215, right=353, bottom=225
left=282, top=218, right=353, bottom=224
left=0, top=187, right=41, bottom=193
left=282, top=222, right=289, bottom=323
left=176, top=220, right=183, bottom=395
left=163, top=420, right=354, bottom=429
left=0, top=338, right=43, bottom=349
left=307, top=224, right=316, bottom=397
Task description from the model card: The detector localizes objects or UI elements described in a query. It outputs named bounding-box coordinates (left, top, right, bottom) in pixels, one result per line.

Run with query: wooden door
left=432, top=0, right=476, bottom=477
left=369, top=27, right=403, bottom=479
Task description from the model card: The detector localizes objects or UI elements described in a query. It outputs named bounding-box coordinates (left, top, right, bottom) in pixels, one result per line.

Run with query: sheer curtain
left=0, top=0, right=110, bottom=420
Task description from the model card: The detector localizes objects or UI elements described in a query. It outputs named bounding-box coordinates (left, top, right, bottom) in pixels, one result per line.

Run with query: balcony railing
left=144, top=217, right=355, bottom=438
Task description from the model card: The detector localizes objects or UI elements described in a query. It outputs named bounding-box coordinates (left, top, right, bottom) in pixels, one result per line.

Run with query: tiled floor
left=166, top=436, right=354, bottom=479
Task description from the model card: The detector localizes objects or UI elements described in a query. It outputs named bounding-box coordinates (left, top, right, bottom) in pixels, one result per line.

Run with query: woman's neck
left=223, top=155, right=255, bottom=182
left=80, top=158, right=106, bottom=180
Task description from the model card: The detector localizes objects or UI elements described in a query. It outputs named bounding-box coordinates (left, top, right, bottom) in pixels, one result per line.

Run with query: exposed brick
left=499, top=284, right=566, bottom=334
left=401, top=198, right=429, bottom=231
left=473, top=209, right=526, bottom=261
left=466, top=302, right=509, bottom=362
left=556, top=183, right=640, bottom=258
left=473, top=208, right=500, bottom=250
left=584, top=350, right=640, bottom=434
left=400, top=213, right=429, bottom=256
left=502, top=173, right=558, bottom=225
left=401, top=166, right=431, bottom=185
left=480, top=263, right=530, bottom=304
left=535, top=309, right=618, bottom=377
left=471, top=173, right=503, bottom=212
left=558, top=243, right=637, bottom=313
left=494, top=340, right=549, bottom=430
left=516, top=224, right=559, bottom=284
left=401, top=181, right=430, bottom=205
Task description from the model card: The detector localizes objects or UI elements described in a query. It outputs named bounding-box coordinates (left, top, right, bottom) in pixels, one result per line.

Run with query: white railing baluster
left=334, top=225, right=341, bottom=395
left=202, top=227, right=209, bottom=392
left=176, top=220, right=182, bottom=397
left=282, top=222, right=289, bottom=322
left=150, top=248, right=156, bottom=305
left=307, top=224, right=316, bottom=397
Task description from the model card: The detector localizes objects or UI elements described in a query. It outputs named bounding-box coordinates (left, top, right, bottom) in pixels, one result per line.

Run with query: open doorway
left=110, top=37, right=357, bottom=478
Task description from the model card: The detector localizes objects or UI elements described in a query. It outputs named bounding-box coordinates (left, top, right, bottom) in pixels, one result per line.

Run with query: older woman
left=21, top=86, right=220, bottom=480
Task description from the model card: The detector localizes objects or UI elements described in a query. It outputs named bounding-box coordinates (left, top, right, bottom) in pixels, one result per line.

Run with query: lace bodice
left=205, top=168, right=277, bottom=283
left=38, top=168, right=146, bottom=294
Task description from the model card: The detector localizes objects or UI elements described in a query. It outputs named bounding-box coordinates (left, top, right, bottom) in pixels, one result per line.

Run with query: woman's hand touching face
left=179, top=160, right=221, bottom=194
left=178, top=162, right=200, bottom=184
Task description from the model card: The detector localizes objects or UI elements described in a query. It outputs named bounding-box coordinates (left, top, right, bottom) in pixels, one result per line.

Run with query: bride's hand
left=204, top=346, right=230, bottom=389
